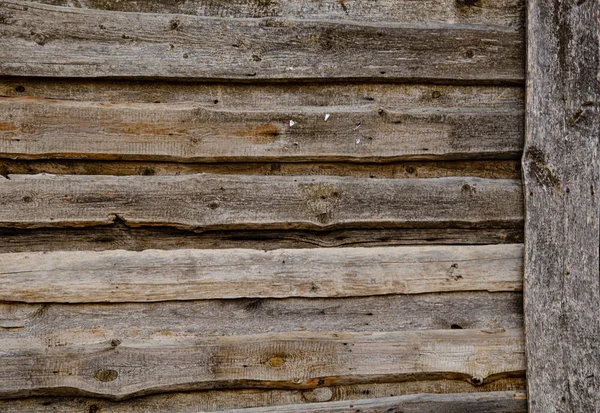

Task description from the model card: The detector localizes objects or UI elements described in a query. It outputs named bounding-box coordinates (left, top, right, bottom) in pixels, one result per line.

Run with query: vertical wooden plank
left=524, top=1, right=600, bottom=412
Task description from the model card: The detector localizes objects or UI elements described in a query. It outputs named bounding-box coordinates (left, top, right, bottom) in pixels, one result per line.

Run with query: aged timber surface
left=524, top=0, right=600, bottom=411
left=0, top=383, right=527, bottom=412
left=0, top=174, right=524, bottom=230
left=0, top=292, right=523, bottom=337
left=25, top=0, right=525, bottom=27
left=0, top=97, right=523, bottom=162
left=0, top=244, right=523, bottom=302
left=0, top=1, right=525, bottom=82
left=0, top=329, right=525, bottom=399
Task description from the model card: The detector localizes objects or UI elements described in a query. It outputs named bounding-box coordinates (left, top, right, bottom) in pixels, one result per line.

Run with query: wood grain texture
left=0, top=381, right=528, bottom=413
left=0, top=1, right=525, bottom=82
left=0, top=292, right=523, bottom=337
left=0, top=159, right=524, bottom=180
left=523, top=0, right=600, bottom=411
left=0, top=80, right=525, bottom=108
left=0, top=329, right=525, bottom=399
left=0, top=226, right=524, bottom=253
left=0, top=97, right=523, bottom=162
left=26, top=0, right=525, bottom=28
left=220, top=392, right=528, bottom=413
left=0, top=174, right=524, bottom=230
left=0, top=244, right=523, bottom=302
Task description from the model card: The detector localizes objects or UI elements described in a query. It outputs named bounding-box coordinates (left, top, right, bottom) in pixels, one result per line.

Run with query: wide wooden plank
left=0, top=97, right=523, bottom=162
left=26, top=0, right=525, bottom=27
left=0, top=174, right=524, bottom=230
left=0, top=329, right=525, bottom=399
left=0, top=1, right=525, bottom=82
left=0, top=244, right=523, bottom=302
left=222, top=392, right=527, bottom=413
left=523, top=0, right=600, bottom=411
left=0, top=292, right=523, bottom=339
left=0, top=382, right=528, bottom=412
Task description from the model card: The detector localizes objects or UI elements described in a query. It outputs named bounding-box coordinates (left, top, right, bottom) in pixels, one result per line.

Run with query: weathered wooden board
left=0, top=80, right=524, bottom=109
left=0, top=381, right=527, bottom=412
left=0, top=292, right=523, bottom=338
left=0, top=1, right=525, bottom=82
left=0, top=159, right=524, bottom=180
left=0, top=97, right=523, bottom=162
left=26, top=0, right=525, bottom=28
left=523, top=0, right=600, bottom=411
left=221, top=392, right=528, bottom=413
left=0, top=244, right=523, bottom=302
left=0, top=174, right=524, bottom=230
left=0, top=329, right=525, bottom=399
left=0, top=226, right=524, bottom=252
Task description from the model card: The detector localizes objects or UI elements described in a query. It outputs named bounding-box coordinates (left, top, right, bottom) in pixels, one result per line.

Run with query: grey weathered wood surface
left=523, top=0, right=600, bottom=411
left=0, top=226, right=523, bottom=252
left=220, top=392, right=527, bottom=413
left=0, top=97, right=523, bottom=162
left=0, top=292, right=523, bottom=337
left=26, top=0, right=525, bottom=27
left=0, top=329, right=525, bottom=399
left=0, top=80, right=524, bottom=109
left=0, top=159, right=523, bottom=180
left=0, top=244, right=523, bottom=302
left=0, top=174, right=524, bottom=230
left=0, top=1, right=525, bottom=82
left=0, top=383, right=527, bottom=413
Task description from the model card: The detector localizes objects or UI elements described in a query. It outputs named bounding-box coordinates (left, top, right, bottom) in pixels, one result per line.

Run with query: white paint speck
left=355, top=138, right=361, bottom=144
left=324, top=114, right=330, bottom=121
left=289, top=120, right=295, bottom=127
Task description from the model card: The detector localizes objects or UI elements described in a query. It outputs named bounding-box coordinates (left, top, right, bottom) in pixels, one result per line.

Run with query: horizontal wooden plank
left=223, top=392, right=527, bottom=413
left=0, top=1, right=525, bottom=82
left=0, top=97, right=523, bottom=162
left=0, top=381, right=528, bottom=412
left=0, top=329, right=525, bottom=399
left=0, top=80, right=525, bottom=109
left=25, top=0, right=525, bottom=27
left=0, top=244, right=523, bottom=302
left=0, top=292, right=523, bottom=338
left=0, top=159, right=524, bottom=180
left=0, top=174, right=524, bottom=230
left=0, top=226, right=524, bottom=252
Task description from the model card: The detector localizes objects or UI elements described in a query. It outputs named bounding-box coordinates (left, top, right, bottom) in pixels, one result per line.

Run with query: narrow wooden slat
left=0, top=1, right=525, bottom=82
left=0, top=329, right=525, bottom=399
left=25, top=0, right=525, bottom=27
left=0, top=292, right=524, bottom=338
left=0, top=97, right=523, bottom=162
left=0, top=244, right=523, bottom=302
left=0, top=382, right=528, bottom=413
left=524, top=0, right=600, bottom=411
left=222, top=392, right=527, bottom=413
left=0, top=174, right=524, bottom=230
left=0, top=226, right=524, bottom=253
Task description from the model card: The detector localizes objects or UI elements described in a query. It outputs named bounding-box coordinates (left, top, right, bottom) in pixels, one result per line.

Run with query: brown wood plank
left=0, top=226, right=524, bottom=252
left=0, top=381, right=528, bottom=413
left=0, top=244, right=523, bottom=302
left=0, top=1, right=525, bottom=82
left=0, top=97, right=523, bottom=162
left=523, top=0, right=600, bottom=411
left=0, top=174, right=524, bottom=230
left=221, top=392, right=527, bottom=413
left=0, top=80, right=525, bottom=108
left=0, top=329, right=525, bottom=399
left=0, top=292, right=523, bottom=337
left=25, top=0, right=525, bottom=27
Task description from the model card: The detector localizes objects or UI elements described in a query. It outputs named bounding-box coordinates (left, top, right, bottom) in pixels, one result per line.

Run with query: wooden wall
left=0, top=0, right=527, bottom=411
